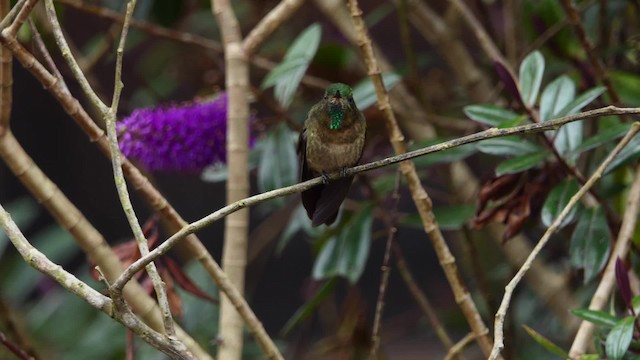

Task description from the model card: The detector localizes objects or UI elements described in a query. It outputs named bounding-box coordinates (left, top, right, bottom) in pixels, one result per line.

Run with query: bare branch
left=490, top=122, right=640, bottom=359
left=346, top=0, right=496, bottom=356
left=569, top=162, right=640, bottom=356
left=0, top=202, right=193, bottom=359
left=121, top=106, right=640, bottom=284
left=242, top=0, right=305, bottom=56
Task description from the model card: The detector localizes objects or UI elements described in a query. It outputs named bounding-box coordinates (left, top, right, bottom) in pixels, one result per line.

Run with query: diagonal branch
left=0, top=202, right=194, bottom=359
left=560, top=0, right=622, bottom=108
left=569, top=162, right=640, bottom=357
left=119, top=105, right=640, bottom=285
left=346, top=0, right=495, bottom=356
left=490, top=122, right=640, bottom=359
left=43, top=0, right=180, bottom=345
left=242, top=0, right=305, bottom=56
left=4, top=0, right=36, bottom=38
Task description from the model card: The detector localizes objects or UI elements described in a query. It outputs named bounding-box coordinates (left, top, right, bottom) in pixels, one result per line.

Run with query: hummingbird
left=298, top=83, right=366, bottom=226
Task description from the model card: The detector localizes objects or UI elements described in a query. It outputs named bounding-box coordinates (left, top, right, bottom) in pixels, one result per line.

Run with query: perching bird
left=298, top=83, right=366, bottom=226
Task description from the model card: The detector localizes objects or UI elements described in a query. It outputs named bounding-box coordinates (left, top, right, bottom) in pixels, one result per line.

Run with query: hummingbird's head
left=324, top=83, right=355, bottom=130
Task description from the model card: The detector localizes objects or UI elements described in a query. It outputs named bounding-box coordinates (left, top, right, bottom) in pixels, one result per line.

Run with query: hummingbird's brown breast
left=305, top=119, right=366, bottom=173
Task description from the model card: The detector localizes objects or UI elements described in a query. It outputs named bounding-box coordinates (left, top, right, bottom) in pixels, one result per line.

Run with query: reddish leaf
left=494, top=60, right=524, bottom=107
left=161, top=267, right=183, bottom=318
left=616, top=258, right=633, bottom=313
left=163, top=257, right=218, bottom=303
left=89, top=217, right=159, bottom=281
left=474, top=163, right=563, bottom=240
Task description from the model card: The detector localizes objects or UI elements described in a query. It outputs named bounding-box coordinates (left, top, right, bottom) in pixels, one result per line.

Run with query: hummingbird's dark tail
left=302, top=176, right=353, bottom=226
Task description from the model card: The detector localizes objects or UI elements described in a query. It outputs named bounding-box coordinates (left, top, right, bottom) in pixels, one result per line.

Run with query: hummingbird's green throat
left=329, top=102, right=344, bottom=130
left=325, top=83, right=353, bottom=130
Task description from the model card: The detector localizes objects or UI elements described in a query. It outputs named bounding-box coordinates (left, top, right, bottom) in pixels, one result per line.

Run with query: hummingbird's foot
left=339, top=167, right=350, bottom=177
left=320, top=172, right=330, bottom=184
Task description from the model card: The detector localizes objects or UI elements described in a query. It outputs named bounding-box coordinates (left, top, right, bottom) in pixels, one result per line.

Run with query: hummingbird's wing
left=298, top=129, right=322, bottom=219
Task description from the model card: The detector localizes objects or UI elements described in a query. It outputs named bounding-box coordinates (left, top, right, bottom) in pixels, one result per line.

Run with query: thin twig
left=569, top=161, right=640, bottom=357
left=0, top=202, right=194, bottom=359
left=0, top=132, right=210, bottom=359
left=43, top=0, right=107, bottom=113
left=108, top=0, right=180, bottom=344
left=451, top=0, right=620, bottom=231
left=490, top=122, right=640, bottom=360
left=444, top=332, right=481, bottom=360
left=370, top=170, right=401, bottom=359
left=348, top=0, right=492, bottom=356
left=28, top=18, right=67, bottom=91
left=360, top=173, right=461, bottom=357
left=521, top=0, right=596, bottom=59
left=242, top=0, right=305, bottom=56
left=55, top=0, right=328, bottom=89
left=0, top=330, right=34, bottom=360
left=4, top=0, right=36, bottom=38
left=401, top=0, right=493, bottom=103
left=25, top=22, right=206, bottom=352
left=0, top=0, right=12, bottom=134
left=0, top=0, right=25, bottom=31
left=119, top=105, right=640, bottom=285
left=44, top=0, right=180, bottom=344
left=0, top=24, right=266, bottom=359
left=393, top=244, right=459, bottom=356
left=312, top=0, right=437, bottom=139
left=1, top=6, right=208, bottom=358
left=503, top=0, right=517, bottom=64
left=560, top=0, right=623, bottom=108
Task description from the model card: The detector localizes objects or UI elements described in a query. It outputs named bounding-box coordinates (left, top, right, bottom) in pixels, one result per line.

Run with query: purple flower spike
left=117, top=93, right=253, bottom=172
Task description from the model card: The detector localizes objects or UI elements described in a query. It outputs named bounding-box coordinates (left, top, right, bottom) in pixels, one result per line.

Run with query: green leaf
left=200, top=163, right=227, bottom=182
left=257, top=123, right=299, bottom=195
left=553, top=121, right=582, bottom=161
left=570, top=207, right=611, bottom=283
left=606, top=316, right=635, bottom=360
left=539, top=75, right=576, bottom=121
left=261, top=58, right=309, bottom=89
left=570, top=122, right=630, bottom=157
left=522, top=324, right=570, bottom=359
left=519, top=51, right=545, bottom=107
left=604, top=134, right=640, bottom=174
left=555, top=86, right=606, bottom=117
left=352, top=73, right=401, bottom=110
left=280, top=278, right=337, bottom=336
left=5, top=225, right=78, bottom=303
left=463, top=104, right=521, bottom=127
left=261, top=23, right=322, bottom=108
left=432, top=205, right=476, bottom=230
left=276, top=205, right=309, bottom=255
left=632, top=295, right=640, bottom=315
left=476, top=136, right=542, bottom=157
left=571, top=309, right=617, bottom=328
left=579, top=355, right=600, bottom=360
left=611, top=70, right=640, bottom=107
left=312, top=204, right=374, bottom=284
left=495, top=151, right=547, bottom=176
left=541, top=178, right=580, bottom=228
